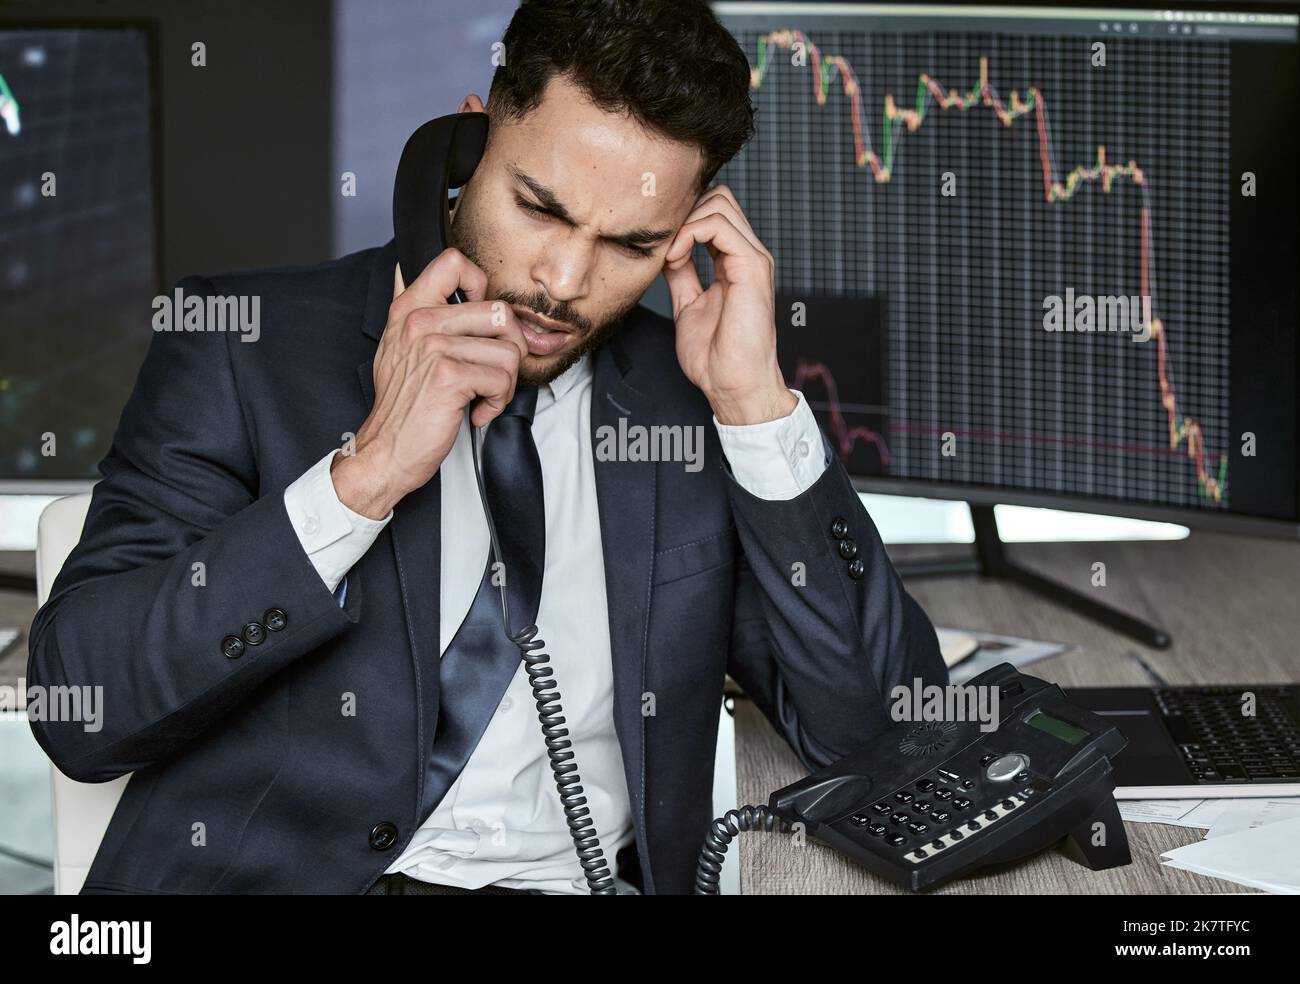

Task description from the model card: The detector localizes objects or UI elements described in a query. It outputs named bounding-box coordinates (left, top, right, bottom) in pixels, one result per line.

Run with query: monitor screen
left=711, top=3, right=1299, bottom=532
left=0, top=25, right=157, bottom=487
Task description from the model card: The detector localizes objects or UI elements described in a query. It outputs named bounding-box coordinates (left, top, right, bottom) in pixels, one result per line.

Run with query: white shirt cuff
left=713, top=389, right=829, bottom=501
left=283, top=449, right=392, bottom=593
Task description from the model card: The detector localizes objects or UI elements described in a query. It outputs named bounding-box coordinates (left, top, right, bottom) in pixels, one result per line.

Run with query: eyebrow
left=508, top=163, right=676, bottom=249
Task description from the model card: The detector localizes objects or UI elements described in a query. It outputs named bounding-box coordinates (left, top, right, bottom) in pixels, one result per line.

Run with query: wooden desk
left=736, top=531, right=1300, bottom=894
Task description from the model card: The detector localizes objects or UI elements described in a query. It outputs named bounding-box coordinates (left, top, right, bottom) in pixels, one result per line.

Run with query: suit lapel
left=358, top=242, right=443, bottom=820
left=590, top=335, right=658, bottom=893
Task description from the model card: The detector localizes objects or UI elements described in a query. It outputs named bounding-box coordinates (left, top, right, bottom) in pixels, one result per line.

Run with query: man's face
left=450, top=74, right=705, bottom=387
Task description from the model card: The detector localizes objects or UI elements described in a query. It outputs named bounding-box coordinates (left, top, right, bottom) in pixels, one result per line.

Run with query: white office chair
left=35, top=492, right=131, bottom=895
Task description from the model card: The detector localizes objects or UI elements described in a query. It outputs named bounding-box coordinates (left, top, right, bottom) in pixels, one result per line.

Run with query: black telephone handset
left=393, top=111, right=488, bottom=299
left=393, top=112, right=618, bottom=895
left=393, top=114, right=1132, bottom=897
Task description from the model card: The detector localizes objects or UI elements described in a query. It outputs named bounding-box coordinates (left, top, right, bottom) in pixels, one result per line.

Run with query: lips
left=513, top=305, right=575, bottom=356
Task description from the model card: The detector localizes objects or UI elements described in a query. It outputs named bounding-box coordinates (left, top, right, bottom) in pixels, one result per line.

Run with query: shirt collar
left=536, top=352, right=593, bottom=412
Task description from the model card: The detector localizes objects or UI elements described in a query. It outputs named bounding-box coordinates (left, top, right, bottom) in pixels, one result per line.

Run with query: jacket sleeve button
left=242, top=621, right=266, bottom=646
left=847, top=557, right=865, bottom=580
left=837, top=537, right=858, bottom=559
left=830, top=517, right=849, bottom=539
left=263, top=608, right=287, bottom=632
left=221, top=635, right=246, bottom=659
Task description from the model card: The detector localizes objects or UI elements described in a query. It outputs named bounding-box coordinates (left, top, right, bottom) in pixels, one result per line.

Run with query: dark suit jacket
left=27, top=239, right=947, bottom=894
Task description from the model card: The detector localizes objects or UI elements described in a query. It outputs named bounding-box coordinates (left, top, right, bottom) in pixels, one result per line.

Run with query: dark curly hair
left=486, top=0, right=755, bottom=192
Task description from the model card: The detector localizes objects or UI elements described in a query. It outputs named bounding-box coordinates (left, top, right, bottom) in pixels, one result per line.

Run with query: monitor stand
left=894, top=504, right=1172, bottom=650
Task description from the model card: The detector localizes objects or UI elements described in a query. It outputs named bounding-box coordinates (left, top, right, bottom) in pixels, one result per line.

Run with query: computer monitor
left=0, top=22, right=160, bottom=493
left=711, top=2, right=1299, bottom=538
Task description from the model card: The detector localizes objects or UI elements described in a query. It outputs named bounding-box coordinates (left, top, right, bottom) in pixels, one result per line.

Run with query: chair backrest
left=35, top=493, right=131, bottom=895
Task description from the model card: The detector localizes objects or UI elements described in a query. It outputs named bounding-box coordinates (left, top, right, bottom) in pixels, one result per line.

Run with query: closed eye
left=617, top=241, right=656, bottom=259
left=515, top=196, right=549, bottom=219
left=515, top=196, right=655, bottom=259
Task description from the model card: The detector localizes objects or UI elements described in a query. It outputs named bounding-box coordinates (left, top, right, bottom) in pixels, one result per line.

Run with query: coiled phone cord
left=468, top=409, right=618, bottom=896
left=467, top=403, right=783, bottom=897
left=693, top=804, right=793, bottom=895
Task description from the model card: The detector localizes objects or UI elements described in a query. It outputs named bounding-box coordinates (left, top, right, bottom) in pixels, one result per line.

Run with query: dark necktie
left=419, top=385, right=546, bottom=824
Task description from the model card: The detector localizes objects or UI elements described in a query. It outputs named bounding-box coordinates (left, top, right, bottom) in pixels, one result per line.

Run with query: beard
left=451, top=192, right=641, bottom=388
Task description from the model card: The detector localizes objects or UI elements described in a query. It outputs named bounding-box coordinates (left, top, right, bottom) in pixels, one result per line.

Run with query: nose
left=531, top=231, right=593, bottom=306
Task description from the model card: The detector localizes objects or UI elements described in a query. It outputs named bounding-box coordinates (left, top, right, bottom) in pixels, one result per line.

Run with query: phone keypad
left=904, top=793, right=1029, bottom=863
left=845, top=751, right=1045, bottom=866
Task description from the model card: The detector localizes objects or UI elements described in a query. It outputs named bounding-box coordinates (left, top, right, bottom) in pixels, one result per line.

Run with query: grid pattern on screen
left=713, top=25, right=1231, bottom=511
left=0, top=28, right=155, bottom=480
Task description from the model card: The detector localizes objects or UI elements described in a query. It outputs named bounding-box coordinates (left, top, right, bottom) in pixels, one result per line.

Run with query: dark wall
left=0, top=0, right=333, bottom=288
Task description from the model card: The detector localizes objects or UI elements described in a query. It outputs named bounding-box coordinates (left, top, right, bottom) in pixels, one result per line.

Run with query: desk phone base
left=763, top=663, right=1131, bottom=891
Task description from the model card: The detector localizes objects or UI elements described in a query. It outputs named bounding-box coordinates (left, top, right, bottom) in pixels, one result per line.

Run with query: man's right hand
left=331, top=247, right=530, bottom=519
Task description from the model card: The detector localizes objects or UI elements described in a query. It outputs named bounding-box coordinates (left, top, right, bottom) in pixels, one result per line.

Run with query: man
left=27, top=0, right=946, bottom=895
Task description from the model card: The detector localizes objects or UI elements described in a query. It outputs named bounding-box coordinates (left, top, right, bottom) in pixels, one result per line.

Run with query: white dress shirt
left=283, top=351, right=827, bottom=893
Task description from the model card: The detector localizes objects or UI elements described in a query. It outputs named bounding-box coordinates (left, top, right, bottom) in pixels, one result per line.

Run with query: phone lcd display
left=1025, top=710, right=1090, bottom=746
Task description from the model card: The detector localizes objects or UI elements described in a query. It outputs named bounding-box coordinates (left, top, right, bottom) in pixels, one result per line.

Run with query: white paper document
left=1118, top=799, right=1232, bottom=829
left=1204, top=798, right=1300, bottom=839
left=1160, top=815, right=1300, bottom=893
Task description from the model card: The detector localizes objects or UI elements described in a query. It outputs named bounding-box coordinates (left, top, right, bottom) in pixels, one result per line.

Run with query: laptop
left=1063, top=684, right=1300, bottom=798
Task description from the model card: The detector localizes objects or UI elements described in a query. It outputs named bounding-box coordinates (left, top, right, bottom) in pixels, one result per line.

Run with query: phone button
left=986, top=752, right=1029, bottom=782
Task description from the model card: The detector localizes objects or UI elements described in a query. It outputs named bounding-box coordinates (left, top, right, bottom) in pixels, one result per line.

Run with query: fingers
left=429, top=335, right=520, bottom=395
left=663, top=184, right=769, bottom=316
left=681, top=185, right=767, bottom=257
left=662, top=249, right=704, bottom=318
left=665, top=211, right=770, bottom=273
left=438, top=358, right=516, bottom=427
left=391, top=247, right=488, bottom=314
left=398, top=300, right=529, bottom=363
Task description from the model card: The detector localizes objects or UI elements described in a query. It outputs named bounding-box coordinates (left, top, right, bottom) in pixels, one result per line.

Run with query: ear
left=458, top=93, right=486, bottom=114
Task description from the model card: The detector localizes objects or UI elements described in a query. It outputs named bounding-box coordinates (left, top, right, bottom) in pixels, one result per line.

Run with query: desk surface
left=736, top=531, right=1300, bottom=894
left=6, top=535, right=1298, bottom=892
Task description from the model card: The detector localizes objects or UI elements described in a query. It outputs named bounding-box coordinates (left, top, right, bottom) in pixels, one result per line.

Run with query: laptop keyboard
left=1155, top=686, right=1300, bottom=783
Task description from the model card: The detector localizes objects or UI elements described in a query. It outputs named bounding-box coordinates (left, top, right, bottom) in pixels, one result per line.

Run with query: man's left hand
left=663, top=185, right=796, bottom=425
